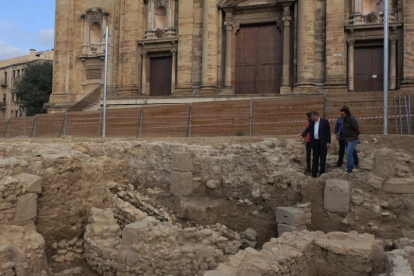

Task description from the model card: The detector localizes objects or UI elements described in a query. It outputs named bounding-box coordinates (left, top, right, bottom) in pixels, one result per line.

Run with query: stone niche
left=144, top=0, right=177, bottom=39
left=80, top=7, right=110, bottom=55
left=350, top=0, right=398, bottom=25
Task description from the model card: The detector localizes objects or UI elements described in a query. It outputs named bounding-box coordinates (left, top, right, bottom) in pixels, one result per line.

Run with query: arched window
left=90, top=22, right=102, bottom=45
left=154, top=6, right=167, bottom=29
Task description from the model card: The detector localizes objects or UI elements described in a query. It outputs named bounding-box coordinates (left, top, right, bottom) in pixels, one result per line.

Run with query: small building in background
left=0, top=49, right=54, bottom=120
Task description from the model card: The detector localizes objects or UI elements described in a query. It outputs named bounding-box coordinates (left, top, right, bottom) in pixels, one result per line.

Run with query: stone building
left=49, top=0, right=412, bottom=112
left=0, top=50, right=54, bottom=120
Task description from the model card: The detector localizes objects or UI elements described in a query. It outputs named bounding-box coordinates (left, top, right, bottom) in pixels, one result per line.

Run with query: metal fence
left=2, top=91, right=414, bottom=139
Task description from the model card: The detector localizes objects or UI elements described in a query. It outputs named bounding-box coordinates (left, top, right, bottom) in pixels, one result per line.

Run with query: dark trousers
left=312, top=141, right=327, bottom=177
left=306, top=142, right=312, bottom=171
left=337, top=140, right=359, bottom=166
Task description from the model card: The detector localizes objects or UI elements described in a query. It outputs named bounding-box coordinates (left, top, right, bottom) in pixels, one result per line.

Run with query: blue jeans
left=346, top=140, right=358, bottom=171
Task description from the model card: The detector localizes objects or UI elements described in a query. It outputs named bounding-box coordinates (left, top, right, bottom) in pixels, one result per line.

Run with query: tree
left=11, top=61, right=53, bottom=116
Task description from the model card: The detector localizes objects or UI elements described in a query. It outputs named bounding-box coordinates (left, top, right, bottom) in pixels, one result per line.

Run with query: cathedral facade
left=49, top=0, right=412, bottom=111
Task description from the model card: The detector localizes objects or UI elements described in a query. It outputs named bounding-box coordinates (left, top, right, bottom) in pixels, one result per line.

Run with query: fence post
left=98, top=108, right=102, bottom=138
left=22, top=110, right=25, bottom=138
left=31, top=115, right=37, bottom=138
left=399, top=94, right=403, bottom=134
left=409, top=95, right=412, bottom=135
left=405, top=96, right=410, bottom=135
left=323, top=94, right=327, bottom=118
left=186, top=103, right=193, bottom=138
left=138, top=106, right=144, bottom=138
left=58, top=112, right=66, bottom=138
left=3, top=119, right=10, bottom=138
left=249, top=98, right=253, bottom=136
left=394, top=96, right=398, bottom=134
left=65, top=112, right=68, bottom=138
left=137, top=107, right=144, bottom=138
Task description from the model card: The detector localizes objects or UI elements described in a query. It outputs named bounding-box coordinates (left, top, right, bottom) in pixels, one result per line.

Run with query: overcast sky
left=0, top=0, right=55, bottom=60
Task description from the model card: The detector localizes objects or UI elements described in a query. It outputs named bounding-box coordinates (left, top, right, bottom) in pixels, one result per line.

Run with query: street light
left=383, top=0, right=389, bottom=134
left=102, top=26, right=109, bottom=138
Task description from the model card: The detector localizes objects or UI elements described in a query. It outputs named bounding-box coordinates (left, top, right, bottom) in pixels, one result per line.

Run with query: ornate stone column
left=171, top=48, right=177, bottom=94
left=166, top=0, right=176, bottom=36
left=294, top=0, right=316, bottom=93
left=200, top=0, right=218, bottom=93
left=279, top=0, right=295, bottom=94
left=144, top=0, right=154, bottom=39
left=390, top=37, right=397, bottom=90
left=347, top=39, right=355, bottom=92
left=351, top=0, right=363, bottom=24
left=141, top=52, right=148, bottom=95
left=224, top=21, right=233, bottom=90
left=82, top=19, right=88, bottom=54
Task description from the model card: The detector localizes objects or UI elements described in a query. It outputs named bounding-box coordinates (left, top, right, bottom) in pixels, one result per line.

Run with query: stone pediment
left=218, top=0, right=248, bottom=7
left=81, top=7, right=110, bottom=18
left=218, top=0, right=287, bottom=8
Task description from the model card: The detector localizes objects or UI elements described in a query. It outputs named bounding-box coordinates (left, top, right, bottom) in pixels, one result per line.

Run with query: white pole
left=383, top=0, right=389, bottom=134
left=102, top=26, right=109, bottom=138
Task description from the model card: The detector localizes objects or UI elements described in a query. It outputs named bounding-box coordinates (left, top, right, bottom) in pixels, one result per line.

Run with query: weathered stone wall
left=84, top=207, right=241, bottom=276
left=204, top=230, right=384, bottom=276
left=0, top=173, right=42, bottom=225
left=302, top=146, right=414, bottom=241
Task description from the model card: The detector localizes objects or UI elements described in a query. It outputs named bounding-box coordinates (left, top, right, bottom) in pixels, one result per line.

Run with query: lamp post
left=102, top=26, right=109, bottom=138
left=383, top=0, right=389, bottom=134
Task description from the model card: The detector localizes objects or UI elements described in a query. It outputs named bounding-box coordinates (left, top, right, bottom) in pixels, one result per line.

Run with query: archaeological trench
left=0, top=135, right=414, bottom=276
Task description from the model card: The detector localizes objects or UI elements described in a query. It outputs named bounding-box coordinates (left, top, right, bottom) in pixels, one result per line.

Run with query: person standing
left=303, top=113, right=312, bottom=174
left=341, top=107, right=361, bottom=173
left=334, top=106, right=359, bottom=168
left=299, top=111, right=331, bottom=178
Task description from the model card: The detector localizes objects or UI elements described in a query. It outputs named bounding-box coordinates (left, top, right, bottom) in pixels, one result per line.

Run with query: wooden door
left=235, top=23, right=282, bottom=94
left=150, top=56, right=172, bottom=96
left=354, top=46, right=384, bottom=92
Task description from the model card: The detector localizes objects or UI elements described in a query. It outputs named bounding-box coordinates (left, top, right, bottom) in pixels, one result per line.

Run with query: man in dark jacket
left=341, top=107, right=361, bottom=173
left=334, top=106, right=359, bottom=168
left=300, top=111, right=331, bottom=177
left=299, top=111, right=331, bottom=178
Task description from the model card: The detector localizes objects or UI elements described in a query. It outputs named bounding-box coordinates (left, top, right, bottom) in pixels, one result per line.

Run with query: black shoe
left=346, top=170, right=352, bottom=173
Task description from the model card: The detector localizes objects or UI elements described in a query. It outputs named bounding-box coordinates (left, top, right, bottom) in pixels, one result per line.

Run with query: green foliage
left=235, top=131, right=245, bottom=136
left=11, top=62, right=53, bottom=116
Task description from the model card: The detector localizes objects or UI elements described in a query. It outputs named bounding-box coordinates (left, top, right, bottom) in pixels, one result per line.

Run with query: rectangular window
left=4, top=72, right=7, bottom=84
left=17, top=70, right=20, bottom=77
left=13, top=70, right=15, bottom=79
left=21, top=69, right=24, bottom=75
left=86, top=69, right=102, bottom=80
left=3, top=94, right=5, bottom=105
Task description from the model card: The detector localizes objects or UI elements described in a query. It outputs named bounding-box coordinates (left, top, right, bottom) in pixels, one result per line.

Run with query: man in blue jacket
left=334, top=106, right=359, bottom=168
left=299, top=111, right=331, bottom=178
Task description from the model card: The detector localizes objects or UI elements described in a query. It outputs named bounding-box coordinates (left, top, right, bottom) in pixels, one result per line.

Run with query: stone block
left=358, top=158, right=373, bottom=171
left=324, top=179, right=351, bottom=213
left=375, top=149, right=396, bottom=179
left=170, top=171, right=193, bottom=196
left=15, top=173, right=42, bottom=194
left=122, top=219, right=150, bottom=245
left=13, top=193, right=37, bottom=224
left=275, top=207, right=307, bottom=226
left=277, top=224, right=306, bottom=237
left=171, top=153, right=193, bottom=172
left=382, top=178, right=414, bottom=194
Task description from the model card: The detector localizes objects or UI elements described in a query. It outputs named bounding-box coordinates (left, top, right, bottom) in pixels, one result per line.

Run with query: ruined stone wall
left=204, top=230, right=384, bottom=276
left=84, top=207, right=241, bottom=276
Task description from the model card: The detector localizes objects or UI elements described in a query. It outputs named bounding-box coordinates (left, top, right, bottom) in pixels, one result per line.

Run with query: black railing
left=68, top=84, right=103, bottom=112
